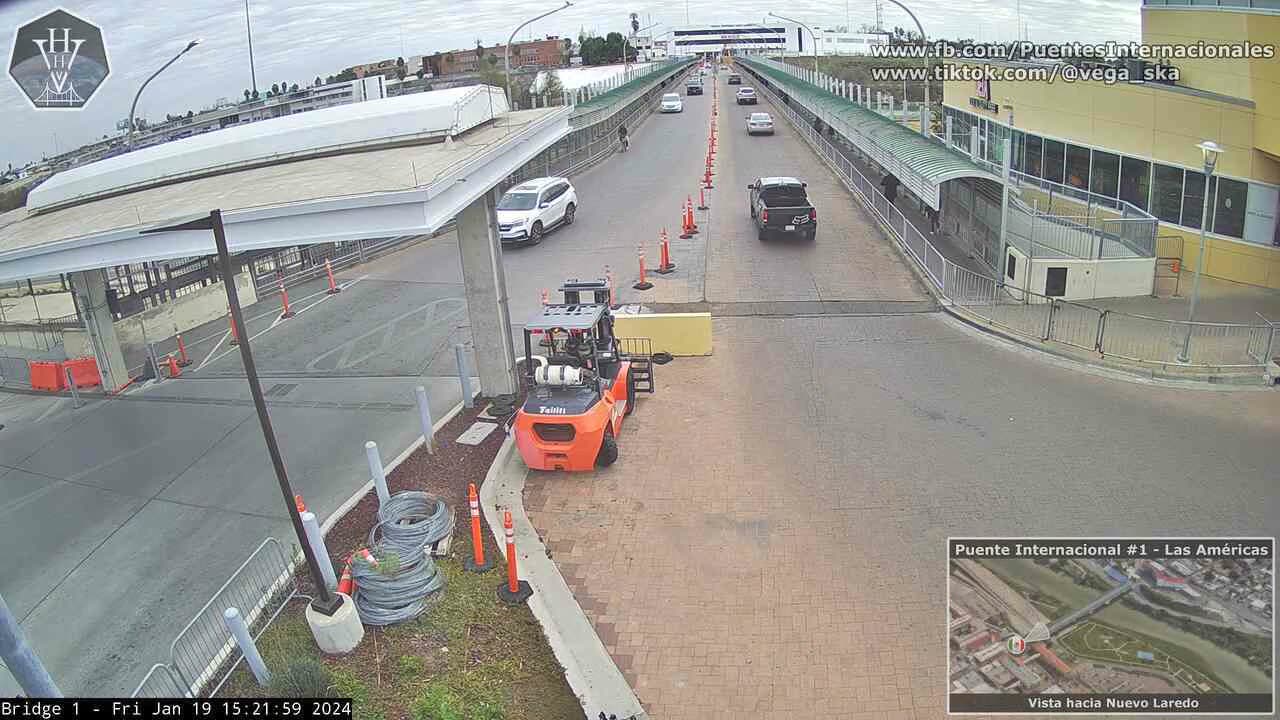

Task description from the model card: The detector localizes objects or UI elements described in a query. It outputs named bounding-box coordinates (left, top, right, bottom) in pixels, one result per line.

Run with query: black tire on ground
left=596, top=428, right=619, bottom=467
left=528, top=221, right=544, bottom=245
left=625, top=369, right=637, bottom=416
left=804, top=229, right=816, bottom=242
left=563, top=203, right=576, bottom=225
left=758, top=227, right=769, bottom=241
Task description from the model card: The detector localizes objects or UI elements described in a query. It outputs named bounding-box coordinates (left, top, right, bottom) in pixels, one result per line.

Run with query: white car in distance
left=746, top=112, right=774, bottom=135
left=660, top=93, right=684, bottom=113
left=496, top=177, right=578, bottom=245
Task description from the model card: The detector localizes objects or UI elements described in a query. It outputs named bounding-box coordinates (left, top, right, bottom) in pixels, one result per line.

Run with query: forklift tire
left=625, top=370, right=637, bottom=416
left=596, top=429, right=619, bottom=467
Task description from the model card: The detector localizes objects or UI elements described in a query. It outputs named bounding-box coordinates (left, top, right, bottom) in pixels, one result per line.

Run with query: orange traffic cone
left=166, top=354, right=182, bottom=378
left=655, top=229, right=676, bottom=275
left=337, top=558, right=354, bottom=595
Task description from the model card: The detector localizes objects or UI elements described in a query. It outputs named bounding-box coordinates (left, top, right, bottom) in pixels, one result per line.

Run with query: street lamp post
left=626, top=22, right=663, bottom=72
left=768, top=12, right=819, bottom=74
left=244, top=0, right=257, bottom=96
left=1177, top=140, right=1223, bottom=363
left=879, top=0, right=929, bottom=134
left=127, top=39, right=200, bottom=150
left=505, top=2, right=573, bottom=110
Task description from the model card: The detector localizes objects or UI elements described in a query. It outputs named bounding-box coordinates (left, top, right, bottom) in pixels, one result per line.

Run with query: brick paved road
left=523, top=71, right=1280, bottom=720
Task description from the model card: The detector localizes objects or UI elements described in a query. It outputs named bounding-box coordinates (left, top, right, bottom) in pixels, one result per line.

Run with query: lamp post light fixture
left=626, top=22, right=663, bottom=71
left=505, top=2, right=573, bottom=109
left=127, top=39, right=200, bottom=150
left=879, top=0, right=930, bottom=133
left=1177, top=139, right=1223, bottom=363
left=768, top=12, right=819, bottom=74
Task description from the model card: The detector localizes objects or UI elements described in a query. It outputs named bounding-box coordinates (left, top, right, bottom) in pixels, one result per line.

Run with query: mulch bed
left=310, top=400, right=508, bottom=587
left=220, top=393, right=583, bottom=720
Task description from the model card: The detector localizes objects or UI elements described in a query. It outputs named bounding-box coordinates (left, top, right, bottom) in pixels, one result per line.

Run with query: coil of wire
left=368, top=491, right=454, bottom=558
left=351, top=544, right=445, bottom=626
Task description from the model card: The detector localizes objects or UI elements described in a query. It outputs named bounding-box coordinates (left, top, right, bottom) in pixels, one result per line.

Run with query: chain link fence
left=742, top=61, right=1275, bottom=376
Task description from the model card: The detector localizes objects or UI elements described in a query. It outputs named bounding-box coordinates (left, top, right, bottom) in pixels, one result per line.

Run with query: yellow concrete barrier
left=614, top=312, right=712, bottom=356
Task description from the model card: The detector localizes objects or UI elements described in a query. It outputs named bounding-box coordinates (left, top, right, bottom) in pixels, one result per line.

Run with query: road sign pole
left=0, top=592, right=61, bottom=697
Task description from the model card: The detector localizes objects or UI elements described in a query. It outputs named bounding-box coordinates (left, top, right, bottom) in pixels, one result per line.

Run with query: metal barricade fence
left=132, top=663, right=190, bottom=698
left=1098, top=312, right=1184, bottom=365
left=1047, top=301, right=1105, bottom=351
left=133, top=537, right=303, bottom=698
left=0, top=355, right=33, bottom=386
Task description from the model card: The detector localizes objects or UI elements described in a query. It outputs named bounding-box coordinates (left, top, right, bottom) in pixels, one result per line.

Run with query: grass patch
left=1057, top=620, right=1232, bottom=692
left=219, top=558, right=580, bottom=720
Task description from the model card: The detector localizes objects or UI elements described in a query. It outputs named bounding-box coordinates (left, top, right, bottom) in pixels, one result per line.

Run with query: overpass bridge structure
left=1049, top=582, right=1135, bottom=636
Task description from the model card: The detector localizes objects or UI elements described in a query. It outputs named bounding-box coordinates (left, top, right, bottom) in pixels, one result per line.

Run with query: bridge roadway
left=1049, top=582, right=1135, bottom=636
left=2, top=66, right=1277, bottom=709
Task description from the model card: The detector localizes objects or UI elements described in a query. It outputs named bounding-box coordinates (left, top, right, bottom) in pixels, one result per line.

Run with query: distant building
left=957, top=629, right=996, bottom=652
left=973, top=642, right=1005, bottom=663
left=1032, top=643, right=1071, bottom=675
left=979, top=660, right=1018, bottom=690
left=1170, top=560, right=1197, bottom=576
left=1137, top=650, right=1155, bottom=661
left=1106, top=565, right=1129, bottom=584
left=424, top=37, right=568, bottom=77
left=670, top=22, right=887, bottom=57
left=345, top=57, right=422, bottom=81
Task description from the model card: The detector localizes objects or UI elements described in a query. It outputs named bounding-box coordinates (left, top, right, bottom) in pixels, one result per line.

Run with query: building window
left=1211, top=177, right=1247, bottom=239
left=1065, top=144, right=1090, bottom=190
left=1043, top=139, right=1065, bottom=184
left=1011, top=130, right=1025, bottom=174
left=1090, top=150, right=1120, bottom=198
left=1119, top=157, right=1151, bottom=211
left=1024, top=134, right=1043, bottom=178
left=1151, top=164, right=1183, bottom=224
left=1182, top=170, right=1209, bottom=229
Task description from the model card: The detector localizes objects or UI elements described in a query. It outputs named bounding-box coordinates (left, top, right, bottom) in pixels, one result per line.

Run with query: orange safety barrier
left=295, top=494, right=307, bottom=513
left=325, top=259, right=341, bottom=295
left=63, top=357, right=101, bottom=389
left=633, top=247, right=653, bottom=290
left=176, top=333, right=191, bottom=366
left=28, top=361, right=64, bottom=392
left=337, top=556, right=355, bottom=595
left=496, top=510, right=532, bottom=604
left=465, top=483, right=490, bottom=572
left=655, top=228, right=676, bottom=275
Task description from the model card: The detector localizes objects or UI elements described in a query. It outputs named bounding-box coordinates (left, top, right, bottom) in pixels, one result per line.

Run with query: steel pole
left=1178, top=173, right=1213, bottom=363
left=127, top=40, right=199, bottom=150
left=505, top=1, right=573, bottom=108
left=769, top=13, right=819, bottom=75
left=881, top=0, right=928, bottom=133
left=210, top=210, right=342, bottom=615
left=244, top=0, right=257, bottom=95
left=0, top=592, right=61, bottom=697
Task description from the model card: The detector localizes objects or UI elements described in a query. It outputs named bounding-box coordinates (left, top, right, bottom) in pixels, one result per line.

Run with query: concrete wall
left=61, top=327, right=93, bottom=359
left=114, top=271, right=257, bottom=350
left=614, top=313, right=712, bottom=356
left=1005, top=246, right=1156, bottom=301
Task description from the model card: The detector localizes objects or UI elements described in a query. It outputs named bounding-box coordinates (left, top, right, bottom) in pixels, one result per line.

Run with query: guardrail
left=130, top=537, right=304, bottom=698
left=746, top=68, right=1275, bottom=376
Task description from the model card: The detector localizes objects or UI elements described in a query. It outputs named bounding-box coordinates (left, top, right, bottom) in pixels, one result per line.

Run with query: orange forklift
left=511, top=279, right=655, bottom=471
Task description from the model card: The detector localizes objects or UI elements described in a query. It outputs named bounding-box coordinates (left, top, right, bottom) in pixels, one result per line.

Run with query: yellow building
left=941, top=0, right=1280, bottom=289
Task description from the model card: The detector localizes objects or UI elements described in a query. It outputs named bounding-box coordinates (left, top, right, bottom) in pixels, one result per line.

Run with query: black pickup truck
left=747, top=177, right=817, bottom=241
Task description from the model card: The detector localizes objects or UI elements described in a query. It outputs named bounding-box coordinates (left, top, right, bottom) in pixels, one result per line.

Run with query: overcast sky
left=1, top=0, right=1139, bottom=168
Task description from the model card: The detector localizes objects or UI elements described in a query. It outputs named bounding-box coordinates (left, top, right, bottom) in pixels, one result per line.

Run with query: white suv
left=496, top=177, right=578, bottom=245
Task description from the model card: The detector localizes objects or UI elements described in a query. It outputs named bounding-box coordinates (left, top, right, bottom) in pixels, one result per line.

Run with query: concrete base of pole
left=465, top=556, right=493, bottom=573
left=497, top=580, right=533, bottom=604
left=306, top=593, right=363, bottom=654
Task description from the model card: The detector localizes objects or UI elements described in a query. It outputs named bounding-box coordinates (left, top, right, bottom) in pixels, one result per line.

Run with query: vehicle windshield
left=739, top=88, right=754, bottom=94
left=663, top=94, right=680, bottom=102
left=497, top=192, right=538, bottom=211
left=760, top=185, right=808, bottom=205
left=750, top=114, right=771, bottom=122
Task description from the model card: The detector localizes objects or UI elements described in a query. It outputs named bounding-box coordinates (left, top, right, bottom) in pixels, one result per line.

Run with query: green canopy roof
left=738, top=56, right=999, bottom=209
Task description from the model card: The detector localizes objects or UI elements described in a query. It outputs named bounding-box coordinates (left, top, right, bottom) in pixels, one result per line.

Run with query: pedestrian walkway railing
left=753, top=75, right=1275, bottom=375
left=130, top=536, right=304, bottom=698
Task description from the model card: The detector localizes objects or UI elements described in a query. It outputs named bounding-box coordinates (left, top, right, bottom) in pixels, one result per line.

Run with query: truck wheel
left=804, top=229, right=816, bottom=242
left=596, top=428, right=619, bottom=467
left=757, top=227, right=769, bottom=242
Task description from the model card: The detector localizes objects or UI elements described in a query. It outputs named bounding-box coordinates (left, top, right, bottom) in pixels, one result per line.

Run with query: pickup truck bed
left=748, top=177, right=817, bottom=241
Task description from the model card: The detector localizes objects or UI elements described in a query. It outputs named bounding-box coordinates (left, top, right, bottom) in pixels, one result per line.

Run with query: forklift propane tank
left=536, top=364, right=584, bottom=386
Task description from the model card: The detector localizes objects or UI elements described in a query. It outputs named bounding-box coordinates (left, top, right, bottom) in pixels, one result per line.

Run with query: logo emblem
left=792, top=215, right=809, bottom=224
left=9, top=8, right=110, bottom=110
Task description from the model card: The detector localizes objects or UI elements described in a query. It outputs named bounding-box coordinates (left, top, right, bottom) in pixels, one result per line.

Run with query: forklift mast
left=559, top=278, right=611, bottom=306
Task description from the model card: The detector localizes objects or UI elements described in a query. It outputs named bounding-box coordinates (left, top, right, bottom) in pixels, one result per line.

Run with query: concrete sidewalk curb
left=480, top=435, right=648, bottom=720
